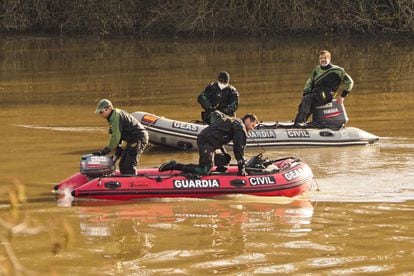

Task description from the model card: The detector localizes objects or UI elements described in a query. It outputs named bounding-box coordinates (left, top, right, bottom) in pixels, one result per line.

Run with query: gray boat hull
left=132, top=111, right=379, bottom=150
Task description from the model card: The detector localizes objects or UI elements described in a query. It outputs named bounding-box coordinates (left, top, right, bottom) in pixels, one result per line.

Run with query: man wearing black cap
left=197, top=71, right=240, bottom=125
left=159, top=113, right=259, bottom=176
left=93, top=99, right=149, bottom=175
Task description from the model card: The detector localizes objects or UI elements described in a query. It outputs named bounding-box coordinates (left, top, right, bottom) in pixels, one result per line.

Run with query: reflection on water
left=75, top=198, right=313, bottom=237
left=2, top=198, right=413, bottom=274
left=1, top=35, right=414, bottom=274
left=1, top=35, right=413, bottom=138
left=12, top=124, right=106, bottom=133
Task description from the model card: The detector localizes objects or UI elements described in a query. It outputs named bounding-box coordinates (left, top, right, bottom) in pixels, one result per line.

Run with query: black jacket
left=197, top=82, right=239, bottom=116
left=197, top=117, right=247, bottom=164
left=105, top=108, right=147, bottom=150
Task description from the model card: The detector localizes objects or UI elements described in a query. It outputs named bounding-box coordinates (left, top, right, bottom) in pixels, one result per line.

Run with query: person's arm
left=303, top=67, right=317, bottom=95
left=232, top=123, right=247, bottom=175
left=223, top=87, right=239, bottom=114
left=104, top=112, right=121, bottom=153
left=338, top=70, right=354, bottom=103
left=197, top=85, right=213, bottom=110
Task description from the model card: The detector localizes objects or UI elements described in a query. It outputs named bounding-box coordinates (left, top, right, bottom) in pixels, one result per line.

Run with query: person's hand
left=223, top=153, right=231, bottom=164
left=222, top=107, right=231, bottom=114
left=341, top=90, right=350, bottom=98
left=238, top=168, right=248, bottom=176
left=337, top=96, right=344, bottom=104
left=114, top=146, right=123, bottom=158
left=92, top=147, right=110, bottom=156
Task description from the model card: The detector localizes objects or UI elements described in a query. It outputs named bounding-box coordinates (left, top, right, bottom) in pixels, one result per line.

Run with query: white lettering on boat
left=284, top=168, right=304, bottom=180
left=174, top=179, right=220, bottom=189
left=90, top=156, right=109, bottom=162
left=323, top=108, right=339, bottom=115
left=248, top=130, right=277, bottom=139
left=286, top=130, right=310, bottom=138
left=176, top=213, right=218, bottom=218
left=249, top=176, right=276, bottom=186
left=172, top=121, right=199, bottom=132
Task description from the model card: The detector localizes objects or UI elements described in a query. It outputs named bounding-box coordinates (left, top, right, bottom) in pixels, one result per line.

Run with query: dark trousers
left=201, top=110, right=232, bottom=125
left=294, top=92, right=332, bottom=124
left=119, top=132, right=149, bottom=175
left=175, top=142, right=215, bottom=175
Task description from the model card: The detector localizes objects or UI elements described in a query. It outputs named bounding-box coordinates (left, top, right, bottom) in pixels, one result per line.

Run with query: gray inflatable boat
left=132, top=101, right=379, bottom=150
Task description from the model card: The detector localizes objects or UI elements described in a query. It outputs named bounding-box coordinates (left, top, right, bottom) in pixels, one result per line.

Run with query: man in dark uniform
left=294, top=50, right=354, bottom=126
left=93, top=99, right=149, bottom=175
left=159, top=113, right=259, bottom=176
left=198, top=71, right=240, bottom=125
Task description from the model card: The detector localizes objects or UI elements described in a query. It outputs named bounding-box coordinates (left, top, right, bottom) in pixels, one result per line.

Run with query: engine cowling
left=80, top=154, right=115, bottom=177
left=312, top=99, right=348, bottom=129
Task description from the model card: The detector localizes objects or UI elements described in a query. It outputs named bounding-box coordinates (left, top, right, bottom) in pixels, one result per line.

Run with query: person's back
left=197, top=117, right=243, bottom=147
left=159, top=114, right=258, bottom=176
left=111, top=108, right=146, bottom=143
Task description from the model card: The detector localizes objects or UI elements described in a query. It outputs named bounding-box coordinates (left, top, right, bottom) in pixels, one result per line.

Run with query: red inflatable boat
left=54, top=154, right=314, bottom=201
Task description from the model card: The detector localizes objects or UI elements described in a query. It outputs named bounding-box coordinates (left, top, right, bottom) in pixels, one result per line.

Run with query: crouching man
left=159, top=113, right=258, bottom=176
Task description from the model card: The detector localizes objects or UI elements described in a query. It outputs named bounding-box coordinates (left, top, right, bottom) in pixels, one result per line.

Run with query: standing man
left=198, top=71, right=240, bottom=125
left=293, top=50, right=354, bottom=126
left=159, top=113, right=259, bottom=176
left=93, top=99, right=149, bottom=175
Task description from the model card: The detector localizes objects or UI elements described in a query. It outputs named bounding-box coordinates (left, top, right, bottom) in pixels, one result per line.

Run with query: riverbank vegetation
left=1, top=0, right=413, bottom=37
left=0, top=180, right=74, bottom=274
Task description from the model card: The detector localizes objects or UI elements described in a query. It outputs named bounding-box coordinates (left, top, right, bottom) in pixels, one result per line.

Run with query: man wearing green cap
left=94, top=99, right=149, bottom=175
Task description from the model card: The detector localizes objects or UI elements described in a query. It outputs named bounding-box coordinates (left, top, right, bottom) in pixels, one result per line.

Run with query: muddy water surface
left=0, top=35, right=413, bottom=274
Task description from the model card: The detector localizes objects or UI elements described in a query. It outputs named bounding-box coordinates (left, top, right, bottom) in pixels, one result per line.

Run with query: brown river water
left=0, top=35, right=413, bottom=274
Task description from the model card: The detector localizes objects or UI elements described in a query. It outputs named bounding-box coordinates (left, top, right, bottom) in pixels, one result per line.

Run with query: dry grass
left=0, top=0, right=413, bottom=36
left=0, top=180, right=74, bottom=274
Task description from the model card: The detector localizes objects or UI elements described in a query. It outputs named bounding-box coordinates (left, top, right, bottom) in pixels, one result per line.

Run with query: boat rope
left=140, top=114, right=165, bottom=153
left=312, top=177, right=321, bottom=191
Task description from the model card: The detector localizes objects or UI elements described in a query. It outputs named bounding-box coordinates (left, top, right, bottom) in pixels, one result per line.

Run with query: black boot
left=159, top=160, right=177, bottom=172
left=215, top=166, right=227, bottom=173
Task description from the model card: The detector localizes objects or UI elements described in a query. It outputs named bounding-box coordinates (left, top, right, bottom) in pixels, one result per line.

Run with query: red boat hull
left=55, top=158, right=313, bottom=200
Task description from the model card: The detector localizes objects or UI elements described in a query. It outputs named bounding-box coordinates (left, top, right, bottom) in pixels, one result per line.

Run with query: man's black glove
left=222, top=107, right=232, bottom=115
left=92, top=147, right=110, bottom=156
left=114, top=146, right=123, bottom=158
left=223, top=153, right=231, bottom=164
left=238, top=167, right=248, bottom=176
left=341, top=90, right=350, bottom=98
left=237, top=159, right=248, bottom=176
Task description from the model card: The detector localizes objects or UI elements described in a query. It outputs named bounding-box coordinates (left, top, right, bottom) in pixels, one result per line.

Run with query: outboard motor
left=80, top=154, right=115, bottom=177
left=312, top=99, right=348, bottom=129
